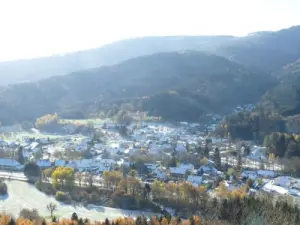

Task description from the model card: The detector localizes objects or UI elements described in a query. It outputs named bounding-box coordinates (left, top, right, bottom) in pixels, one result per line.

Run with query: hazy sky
left=0, top=0, right=299, bottom=61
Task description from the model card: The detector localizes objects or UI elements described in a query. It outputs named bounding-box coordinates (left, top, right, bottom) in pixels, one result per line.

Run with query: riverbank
left=1, top=180, right=158, bottom=221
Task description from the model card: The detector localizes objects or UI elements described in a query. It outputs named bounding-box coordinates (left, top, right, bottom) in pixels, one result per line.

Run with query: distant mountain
left=0, top=51, right=276, bottom=124
left=215, top=26, right=300, bottom=72
left=0, top=36, right=233, bottom=85
left=0, top=25, right=300, bottom=85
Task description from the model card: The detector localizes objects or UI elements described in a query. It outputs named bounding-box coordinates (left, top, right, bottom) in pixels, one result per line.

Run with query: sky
left=0, top=0, right=300, bottom=61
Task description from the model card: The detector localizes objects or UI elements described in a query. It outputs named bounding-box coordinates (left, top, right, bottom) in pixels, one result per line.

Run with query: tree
left=216, top=182, right=230, bottom=198
left=236, top=147, right=242, bottom=171
left=43, top=168, right=54, bottom=179
left=8, top=218, right=16, bottom=225
left=285, top=141, right=297, bottom=158
left=128, top=169, right=138, bottom=178
left=19, top=208, right=40, bottom=220
left=244, top=146, right=251, bottom=156
left=214, top=148, right=221, bottom=170
left=76, top=172, right=83, bottom=187
left=16, top=146, right=25, bottom=165
left=35, top=113, right=59, bottom=129
left=246, top=178, right=254, bottom=188
left=276, top=133, right=286, bottom=157
left=151, top=180, right=166, bottom=203
left=103, top=171, right=122, bottom=190
left=200, top=157, right=208, bottom=166
left=52, top=167, right=75, bottom=190
left=52, top=216, right=57, bottom=223
left=127, top=177, right=141, bottom=196
left=71, top=212, right=78, bottom=221
left=78, top=218, right=84, bottom=225
left=168, top=156, right=177, bottom=167
left=47, top=203, right=57, bottom=218
left=204, top=145, right=210, bottom=158
left=24, top=163, right=41, bottom=182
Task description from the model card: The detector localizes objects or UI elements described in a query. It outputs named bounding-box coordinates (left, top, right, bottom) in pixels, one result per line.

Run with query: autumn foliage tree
left=51, top=167, right=75, bottom=190
left=35, top=113, right=59, bottom=129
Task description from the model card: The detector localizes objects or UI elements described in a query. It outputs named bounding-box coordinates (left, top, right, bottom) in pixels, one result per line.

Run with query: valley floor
left=0, top=180, right=155, bottom=220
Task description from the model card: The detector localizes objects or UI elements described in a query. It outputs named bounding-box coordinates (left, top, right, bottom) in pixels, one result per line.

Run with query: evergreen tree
left=16, top=146, right=25, bottom=165
left=237, top=147, right=242, bottom=171
left=204, top=145, right=210, bottom=158
left=52, top=216, right=57, bottom=223
left=71, top=212, right=78, bottom=221
left=78, top=218, right=84, bottom=225
left=168, top=156, right=177, bottom=167
left=214, top=147, right=221, bottom=170
left=8, top=218, right=16, bottom=225
left=276, top=133, right=286, bottom=157
left=244, top=146, right=251, bottom=156
left=105, top=218, right=110, bottom=225
left=41, top=219, right=46, bottom=225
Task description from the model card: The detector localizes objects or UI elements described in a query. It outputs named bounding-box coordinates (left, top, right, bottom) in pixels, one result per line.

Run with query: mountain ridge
left=0, top=51, right=275, bottom=124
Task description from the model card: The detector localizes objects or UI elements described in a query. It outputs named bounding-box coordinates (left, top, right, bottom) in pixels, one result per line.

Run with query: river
left=0, top=180, right=155, bottom=221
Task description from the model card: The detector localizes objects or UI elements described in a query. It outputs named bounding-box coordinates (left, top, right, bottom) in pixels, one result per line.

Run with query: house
left=54, top=160, right=66, bottom=167
left=176, top=142, right=187, bottom=153
left=29, top=142, right=40, bottom=151
left=65, top=161, right=77, bottom=169
left=99, top=159, right=117, bottom=168
left=198, top=164, right=218, bottom=175
left=187, top=175, right=203, bottom=186
left=37, top=159, right=52, bottom=169
left=241, top=170, right=258, bottom=180
left=0, top=158, right=23, bottom=170
left=257, top=170, right=276, bottom=178
left=153, top=167, right=166, bottom=181
left=169, top=167, right=187, bottom=180
left=75, top=159, right=93, bottom=171
left=178, top=163, right=194, bottom=172
left=145, top=163, right=159, bottom=172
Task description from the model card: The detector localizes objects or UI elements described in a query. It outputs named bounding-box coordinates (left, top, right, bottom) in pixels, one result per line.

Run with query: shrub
left=55, top=191, right=71, bottom=203
left=19, top=208, right=40, bottom=220
left=0, top=182, right=7, bottom=195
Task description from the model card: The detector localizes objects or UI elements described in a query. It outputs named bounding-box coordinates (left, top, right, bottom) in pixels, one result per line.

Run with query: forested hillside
left=0, top=51, right=275, bottom=124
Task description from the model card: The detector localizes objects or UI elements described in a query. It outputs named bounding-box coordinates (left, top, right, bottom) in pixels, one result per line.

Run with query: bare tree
left=46, top=203, right=57, bottom=218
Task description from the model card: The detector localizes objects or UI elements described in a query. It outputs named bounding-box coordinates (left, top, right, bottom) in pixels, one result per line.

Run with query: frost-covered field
left=0, top=181, right=154, bottom=221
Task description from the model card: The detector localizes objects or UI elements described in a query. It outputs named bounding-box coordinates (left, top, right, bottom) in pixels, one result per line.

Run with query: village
left=0, top=104, right=300, bottom=208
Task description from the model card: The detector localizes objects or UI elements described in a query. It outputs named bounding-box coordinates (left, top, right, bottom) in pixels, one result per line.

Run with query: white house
left=169, top=167, right=187, bottom=180
left=54, top=160, right=66, bottom=167
left=65, top=161, right=77, bottom=169
left=257, top=170, right=276, bottom=178
left=198, top=164, right=218, bottom=175
left=153, top=167, right=166, bottom=180
left=241, top=170, right=258, bottom=180
left=176, top=142, right=187, bottom=153
left=187, top=175, right=203, bottom=186
left=178, top=163, right=194, bottom=172
left=37, top=159, right=52, bottom=169
left=0, top=158, right=22, bottom=170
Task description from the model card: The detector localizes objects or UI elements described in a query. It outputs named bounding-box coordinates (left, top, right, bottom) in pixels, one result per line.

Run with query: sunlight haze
left=0, top=0, right=299, bottom=61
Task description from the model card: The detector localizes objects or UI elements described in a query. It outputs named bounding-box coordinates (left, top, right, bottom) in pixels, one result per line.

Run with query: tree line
left=264, top=132, right=300, bottom=158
